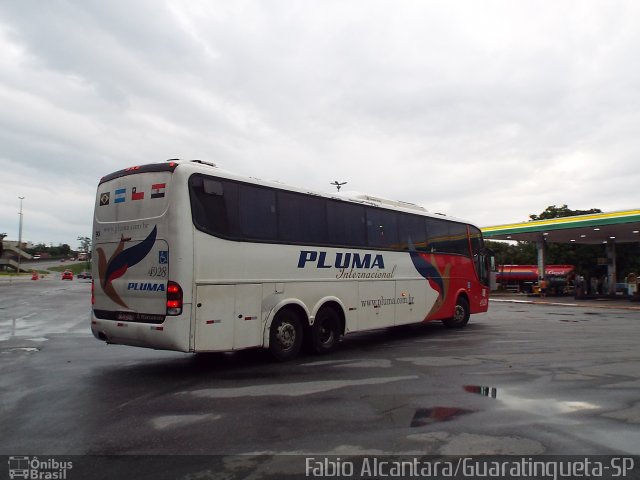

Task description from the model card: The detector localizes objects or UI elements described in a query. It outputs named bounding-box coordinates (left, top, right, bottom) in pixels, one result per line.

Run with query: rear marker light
left=166, top=281, right=183, bottom=316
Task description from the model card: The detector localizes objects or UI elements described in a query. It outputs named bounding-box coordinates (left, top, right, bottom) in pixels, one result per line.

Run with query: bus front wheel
left=269, top=309, right=303, bottom=361
left=310, top=306, right=341, bottom=354
left=442, top=296, right=470, bottom=329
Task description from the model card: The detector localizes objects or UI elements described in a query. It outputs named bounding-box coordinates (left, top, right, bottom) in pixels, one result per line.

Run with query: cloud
left=1, top=0, right=640, bottom=246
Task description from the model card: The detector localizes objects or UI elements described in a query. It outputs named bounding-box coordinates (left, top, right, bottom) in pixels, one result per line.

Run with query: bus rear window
left=95, top=173, right=171, bottom=222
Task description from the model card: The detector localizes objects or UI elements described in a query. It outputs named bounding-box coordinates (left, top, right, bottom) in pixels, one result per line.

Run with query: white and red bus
left=91, top=159, right=493, bottom=360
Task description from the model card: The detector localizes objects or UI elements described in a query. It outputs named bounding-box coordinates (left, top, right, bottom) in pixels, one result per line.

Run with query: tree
left=26, top=243, right=47, bottom=255
left=485, top=240, right=536, bottom=266
left=77, top=236, right=92, bottom=266
left=529, top=204, right=602, bottom=221
left=77, top=236, right=91, bottom=253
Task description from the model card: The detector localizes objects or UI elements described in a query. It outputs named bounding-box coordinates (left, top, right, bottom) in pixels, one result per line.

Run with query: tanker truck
left=496, top=265, right=575, bottom=295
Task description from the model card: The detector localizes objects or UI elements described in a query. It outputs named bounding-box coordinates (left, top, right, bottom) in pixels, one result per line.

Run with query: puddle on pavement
left=0, top=347, right=40, bottom=354
left=464, top=385, right=498, bottom=398
left=471, top=385, right=600, bottom=417
left=544, top=311, right=595, bottom=322
left=411, top=385, right=600, bottom=429
left=410, top=407, right=474, bottom=427
left=549, top=312, right=589, bottom=322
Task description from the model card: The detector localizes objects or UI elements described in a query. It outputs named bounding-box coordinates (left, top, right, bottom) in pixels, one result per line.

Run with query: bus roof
left=100, top=159, right=477, bottom=227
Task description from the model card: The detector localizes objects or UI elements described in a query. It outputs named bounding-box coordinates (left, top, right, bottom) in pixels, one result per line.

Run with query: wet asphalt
left=1, top=278, right=639, bottom=464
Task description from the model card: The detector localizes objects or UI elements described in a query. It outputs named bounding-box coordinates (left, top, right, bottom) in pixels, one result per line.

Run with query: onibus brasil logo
left=8, top=456, right=72, bottom=479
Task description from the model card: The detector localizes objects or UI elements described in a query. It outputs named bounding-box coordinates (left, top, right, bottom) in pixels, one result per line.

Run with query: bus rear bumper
left=91, top=308, right=191, bottom=352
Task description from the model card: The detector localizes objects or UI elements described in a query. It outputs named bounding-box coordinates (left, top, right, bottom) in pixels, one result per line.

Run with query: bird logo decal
left=96, top=226, right=157, bottom=308
left=409, top=242, right=451, bottom=319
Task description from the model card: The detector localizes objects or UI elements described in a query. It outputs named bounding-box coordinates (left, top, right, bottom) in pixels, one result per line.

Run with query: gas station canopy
left=481, top=209, right=640, bottom=244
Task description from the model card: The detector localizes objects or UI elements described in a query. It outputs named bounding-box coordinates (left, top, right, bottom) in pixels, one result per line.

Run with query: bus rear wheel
left=269, top=309, right=303, bottom=361
left=442, top=296, right=470, bottom=329
left=310, top=306, right=341, bottom=354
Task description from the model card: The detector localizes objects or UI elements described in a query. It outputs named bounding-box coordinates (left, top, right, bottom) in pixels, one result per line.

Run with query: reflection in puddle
left=463, top=385, right=599, bottom=419
left=464, top=385, right=497, bottom=398
left=498, top=390, right=600, bottom=418
left=410, top=407, right=473, bottom=427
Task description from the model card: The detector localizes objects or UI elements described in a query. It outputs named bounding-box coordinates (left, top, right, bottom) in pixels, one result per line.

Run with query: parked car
left=77, top=271, right=92, bottom=279
left=61, top=270, right=73, bottom=280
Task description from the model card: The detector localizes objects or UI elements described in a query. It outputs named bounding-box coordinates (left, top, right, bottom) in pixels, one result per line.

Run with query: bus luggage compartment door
left=395, top=280, right=431, bottom=325
left=357, top=280, right=396, bottom=330
left=194, top=284, right=262, bottom=351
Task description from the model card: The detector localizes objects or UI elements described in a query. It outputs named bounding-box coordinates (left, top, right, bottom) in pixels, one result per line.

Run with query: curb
left=490, top=297, right=640, bottom=311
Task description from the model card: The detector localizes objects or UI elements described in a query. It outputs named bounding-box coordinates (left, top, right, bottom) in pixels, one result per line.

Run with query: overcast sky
left=1, top=1, right=640, bottom=248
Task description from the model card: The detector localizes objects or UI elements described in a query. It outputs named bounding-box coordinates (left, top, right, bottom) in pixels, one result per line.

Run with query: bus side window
left=189, top=175, right=239, bottom=237
left=366, top=207, right=399, bottom=249
left=203, top=178, right=224, bottom=195
left=425, top=219, right=469, bottom=256
left=203, top=178, right=233, bottom=235
left=327, top=200, right=366, bottom=247
left=449, top=222, right=469, bottom=256
left=238, top=184, right=277, bottom=240
left=469, top=226, right=484, bottom=256
left=426, top=218, right=449, bottom=253
left=398, top=213, right=428, bottom=251
left=278, top=191, right=328, bottom=244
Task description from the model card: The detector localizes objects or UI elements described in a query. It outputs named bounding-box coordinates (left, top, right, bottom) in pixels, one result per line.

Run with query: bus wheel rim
left=319, top=325, right=334, bottom=344
left=276, top=323, right=296, bottom=350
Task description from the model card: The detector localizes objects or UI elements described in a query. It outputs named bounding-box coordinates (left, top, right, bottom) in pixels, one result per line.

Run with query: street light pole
left=17, top=196, right=24, bottom=275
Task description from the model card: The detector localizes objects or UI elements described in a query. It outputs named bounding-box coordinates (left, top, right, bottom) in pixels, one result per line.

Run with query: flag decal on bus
left=114, top=188, right=126, bottom=203
left=96, top=226, right=158, bottom=308
left=132, top=187, right=144, bottom=200
left=151, top=183, right=166, bottom=198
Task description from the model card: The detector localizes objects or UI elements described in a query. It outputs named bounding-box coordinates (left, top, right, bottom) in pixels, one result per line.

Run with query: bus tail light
left=91, top=279, right=95, bottom=305
left=166, top=281, right=183, bottom=316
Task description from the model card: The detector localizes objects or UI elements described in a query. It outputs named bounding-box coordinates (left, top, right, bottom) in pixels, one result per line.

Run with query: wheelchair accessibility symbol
left=159, top=251, right=168, bottom=264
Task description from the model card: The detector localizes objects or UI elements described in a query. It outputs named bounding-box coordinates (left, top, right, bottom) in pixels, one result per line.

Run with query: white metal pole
left=17, top=196, right=24, bottom=274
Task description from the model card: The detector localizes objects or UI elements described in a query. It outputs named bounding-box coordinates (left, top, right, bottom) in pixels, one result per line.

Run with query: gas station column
left=537, top=235, right=546, bottom=281
left=607, top=240, right=616, bottom=296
